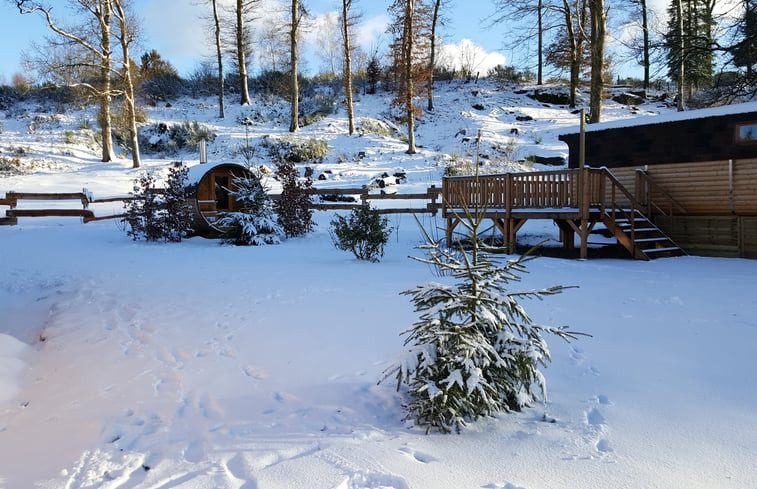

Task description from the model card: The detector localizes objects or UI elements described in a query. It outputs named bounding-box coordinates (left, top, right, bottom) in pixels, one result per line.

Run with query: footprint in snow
left=596, top=394, right=612, bottom=405
left=596, top=438, right=613, bottom=453
left=585, top=407, right=605, bottom=426
left=398, top=446, right=436, bottom=464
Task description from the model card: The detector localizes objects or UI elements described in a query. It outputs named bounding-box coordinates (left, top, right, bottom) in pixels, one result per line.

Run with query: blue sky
left=0, top=0, right=509, bottom=84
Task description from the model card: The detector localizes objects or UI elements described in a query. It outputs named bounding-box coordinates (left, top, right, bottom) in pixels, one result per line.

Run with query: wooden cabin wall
left=605, top=159, right=757, bottom=215
left=603, top=159, right=757, bottom=257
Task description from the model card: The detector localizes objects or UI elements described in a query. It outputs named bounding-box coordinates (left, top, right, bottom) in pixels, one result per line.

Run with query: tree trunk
left=676, top=0, right=685, bottom=111
left=538, top=0, right=543, bottom=85
left=112, top=0, right=141, bottom=168
left=212, top=0, right=225, bottom=118
left=237, top=0, right=251, bottom=105
left=562, top=0, right=578, bottom=108
left=588, top=0, right=605, bottom=123
left=428, top=0, right=441, bottom=110
left=405, top=0, right=416, bottom=154
left=100, top=0, right=115, bottom=162
left=289, top=0, right=299, bottom=133
left=341, top=0, right=355, bottom=135
left=641, top=0, right=650, bottom=91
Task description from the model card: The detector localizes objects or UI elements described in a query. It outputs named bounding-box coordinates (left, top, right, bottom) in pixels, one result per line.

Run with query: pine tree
left=124, top=162, right=191, bottom=242
left=665, top=0, right=715, bottom=98
left=383, top=157, right=582, bottom=433
left=217, top=172, right=283, bottom=245
left=275, top=161, right=314, bottom=238
left=731, top=0, right=757, bottom=75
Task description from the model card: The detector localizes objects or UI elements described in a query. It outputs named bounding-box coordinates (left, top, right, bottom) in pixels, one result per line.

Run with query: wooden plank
left=7, top=209, right=95, bottom=219
left=7, top=192, right=90, bottom=207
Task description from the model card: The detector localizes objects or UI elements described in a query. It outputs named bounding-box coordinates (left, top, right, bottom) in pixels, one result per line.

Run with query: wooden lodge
left=186, top=162, right=254, bottom=237
left=443, top=103, right=757, bottom=259
left=559, top=103, right=757, bottom=258
left=442, top=168, right=687, bottom=260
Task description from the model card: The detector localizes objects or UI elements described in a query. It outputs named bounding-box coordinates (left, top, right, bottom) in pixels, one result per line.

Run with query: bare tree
left=111, top=0, right=141, bottom=167
left=236, top=0, right=252, bottom=105
left=588, top=0, right=605, bottom=123
left=318, top=10, right=341, bottom=77
left=342, top=0, right=355, bottom=134
left=490, top=0, right=562, bottom=86
left=427, top=0, right=442, bottom=110
left=15, top=0, right=116, bottom=162
left=289, top=0, right=306, bottom=132
left=675, top=0, right=685, bottom=110
left=211, top=0, right=224, bottom=117
left=257, top=21, right=289, bottom=72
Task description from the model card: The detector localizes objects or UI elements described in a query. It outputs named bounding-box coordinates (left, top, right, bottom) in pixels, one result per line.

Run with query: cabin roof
left=186, top=162, right=247, bottom=186
left=559, top=101, right=757, bottom=136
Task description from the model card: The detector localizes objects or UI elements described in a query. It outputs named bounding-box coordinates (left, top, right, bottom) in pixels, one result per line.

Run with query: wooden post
left=429, top=184, right=438, bottom=216
left=579, top=108, right=586, bottom=170
left=580, top=169, right=589, bottom=259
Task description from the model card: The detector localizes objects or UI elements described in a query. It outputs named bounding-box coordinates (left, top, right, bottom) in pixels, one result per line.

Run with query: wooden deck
left=442, top=168, right=686, bottom=260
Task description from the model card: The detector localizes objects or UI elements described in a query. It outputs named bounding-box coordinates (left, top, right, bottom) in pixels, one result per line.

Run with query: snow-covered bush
left=124, top=162, right=192, bottom=242
left=275, top=161, right=314, bottom=238
left=217, top=172, right=283, bottom=246
left=263, top=135, right=329, bottom=163
left=0, top=156, right=23, bottom=176
left=139, top=121, right=216, bottom=154
left=330, top=205, right=393, bottom=262
left=382, top=175, right=582, bottom=433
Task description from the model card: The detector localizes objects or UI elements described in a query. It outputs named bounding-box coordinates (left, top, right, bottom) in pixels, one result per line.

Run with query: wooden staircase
left=600, top=206, right=686, bottom=259
left=598, top=170, right=686, bottom=260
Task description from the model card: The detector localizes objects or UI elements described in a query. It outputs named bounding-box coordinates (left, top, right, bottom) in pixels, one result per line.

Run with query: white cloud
left=437, top=39, right=506, bottom=76
left=355, top=14, right=390, bottom=53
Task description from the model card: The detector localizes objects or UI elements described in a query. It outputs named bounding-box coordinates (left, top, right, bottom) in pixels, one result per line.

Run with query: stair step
left=622, top=227, right=658, bottom=232
left=643, top=246, right=681, bottom=254
left=0, top=217, right=18, bottom=225
left=634, top=237, right=669, bottom=243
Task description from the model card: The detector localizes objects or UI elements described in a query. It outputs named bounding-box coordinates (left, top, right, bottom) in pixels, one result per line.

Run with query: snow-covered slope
left=1, top=82, right=755, bottom=489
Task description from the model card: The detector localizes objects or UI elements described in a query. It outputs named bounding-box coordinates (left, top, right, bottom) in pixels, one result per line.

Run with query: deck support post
left=579, top=167, right=590, bottom=258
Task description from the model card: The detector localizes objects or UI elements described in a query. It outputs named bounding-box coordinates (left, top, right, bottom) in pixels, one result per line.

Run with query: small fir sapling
left=161, top=162, right=193, bottom=241
left=329, top=204, right=393, bottom=262
left=124, top=161, right=192, bottom=242
left=382, top=134, right=583, bottom=433
left=383, top=232, right=580, bottom=433
left=217, top=171, right=283, bottom=245
left=275, top=160, right=314, bottom=238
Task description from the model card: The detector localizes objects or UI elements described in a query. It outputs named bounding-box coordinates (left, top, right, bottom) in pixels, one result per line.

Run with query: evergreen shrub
left=124, top=161, right=192, bottom=242
left=330, top=205, right=393, bottom=262
left=275, top=161, right=314, bottom=237
left=217, top=172, right=283, bottom=246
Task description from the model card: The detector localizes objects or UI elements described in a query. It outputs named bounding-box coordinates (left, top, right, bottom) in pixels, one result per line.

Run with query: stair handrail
left=635, top=169, right=687, bottom=216
left=595, top=167, right=649, bottom=247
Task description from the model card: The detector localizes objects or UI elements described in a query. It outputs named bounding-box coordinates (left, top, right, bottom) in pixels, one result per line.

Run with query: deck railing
left=442, top=168, right=611, bottom=214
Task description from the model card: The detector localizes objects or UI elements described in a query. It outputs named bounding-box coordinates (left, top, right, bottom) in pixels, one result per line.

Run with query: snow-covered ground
left=2, top=81, right=756, bottom=488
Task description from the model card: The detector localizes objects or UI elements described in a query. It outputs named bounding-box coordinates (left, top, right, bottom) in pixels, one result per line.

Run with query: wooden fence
left=0, top=186, right=443, bottom=226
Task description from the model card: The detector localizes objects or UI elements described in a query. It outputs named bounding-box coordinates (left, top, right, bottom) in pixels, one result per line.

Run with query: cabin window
left=214, top=176, right=230, bottom=210
left=736, top=122, right=757, bottom=143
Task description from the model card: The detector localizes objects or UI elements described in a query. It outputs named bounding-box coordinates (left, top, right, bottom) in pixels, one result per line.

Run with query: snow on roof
left=559, top=101, right=757, bottom=136
left=186, top=161, right=246, bottom=186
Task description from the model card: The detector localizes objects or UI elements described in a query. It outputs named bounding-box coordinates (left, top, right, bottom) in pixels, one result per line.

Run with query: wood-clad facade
left=558, top=104, right=757, bottom=258
left=185, top=162, right=253, bottom=237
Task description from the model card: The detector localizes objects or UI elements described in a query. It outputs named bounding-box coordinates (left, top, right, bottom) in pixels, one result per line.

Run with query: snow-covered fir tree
left=384, top=174, right=582, bottom=434
left=124, top=162, right=191, bottom=242
left=217, top=170, right=284, bottom=245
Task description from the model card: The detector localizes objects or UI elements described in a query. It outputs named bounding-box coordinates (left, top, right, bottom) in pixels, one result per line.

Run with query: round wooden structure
left=185, top=162, right=255, bottom=237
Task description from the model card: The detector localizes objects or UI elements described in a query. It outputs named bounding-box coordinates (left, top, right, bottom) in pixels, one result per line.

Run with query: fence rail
left=1, top=185, right=443, bottom=225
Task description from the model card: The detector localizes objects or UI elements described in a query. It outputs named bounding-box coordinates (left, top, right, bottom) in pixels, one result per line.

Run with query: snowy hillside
left=1, top=81, right=756, bottom=489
